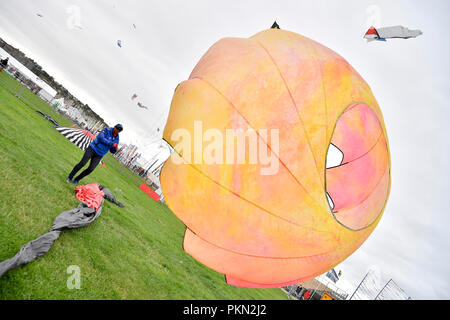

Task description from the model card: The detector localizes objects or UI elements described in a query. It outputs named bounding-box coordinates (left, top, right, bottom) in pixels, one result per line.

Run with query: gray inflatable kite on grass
left=0, top=184, right=123, bottom=278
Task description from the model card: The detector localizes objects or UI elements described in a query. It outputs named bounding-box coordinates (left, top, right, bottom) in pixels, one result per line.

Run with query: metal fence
left=349, top=269, right=412, bottom=300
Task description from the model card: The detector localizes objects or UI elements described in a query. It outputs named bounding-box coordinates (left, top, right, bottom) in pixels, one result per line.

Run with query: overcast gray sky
left=0, top=0, right=449, bottom=299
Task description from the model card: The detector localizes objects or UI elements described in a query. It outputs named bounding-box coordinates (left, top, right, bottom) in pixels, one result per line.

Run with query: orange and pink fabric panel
left=160, top=28, right=391, bottom=288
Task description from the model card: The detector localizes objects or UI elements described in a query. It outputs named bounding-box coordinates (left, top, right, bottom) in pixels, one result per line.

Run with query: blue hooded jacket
left=90, top=127, right=119, bottom=157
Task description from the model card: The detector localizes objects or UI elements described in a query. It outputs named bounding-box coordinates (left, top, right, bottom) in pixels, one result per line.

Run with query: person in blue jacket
left=67, top=124, right=123, bottom=184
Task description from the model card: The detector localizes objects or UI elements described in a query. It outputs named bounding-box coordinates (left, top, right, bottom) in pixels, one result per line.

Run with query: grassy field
left=0, top=71, right=287, bottom=300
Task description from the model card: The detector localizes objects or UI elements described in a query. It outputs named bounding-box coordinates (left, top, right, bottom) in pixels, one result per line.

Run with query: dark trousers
left=68, top=146, right=103, bottom=182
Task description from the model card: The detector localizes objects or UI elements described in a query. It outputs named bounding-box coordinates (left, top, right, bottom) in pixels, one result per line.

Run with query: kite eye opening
left=325, top=143, right=344, bottom=212
left=324, top=103, right=390, bottom=231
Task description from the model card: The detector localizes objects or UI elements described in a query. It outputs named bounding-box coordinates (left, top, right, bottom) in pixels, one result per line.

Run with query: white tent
left=51, top=97, right=65, bottom=109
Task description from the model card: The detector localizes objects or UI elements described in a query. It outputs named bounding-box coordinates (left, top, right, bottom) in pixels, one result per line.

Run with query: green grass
left=0, top=72, right=287, bottom=300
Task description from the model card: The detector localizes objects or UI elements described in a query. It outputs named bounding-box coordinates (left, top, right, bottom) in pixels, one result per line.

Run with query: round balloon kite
left=160, top=27, right=391, bottom=288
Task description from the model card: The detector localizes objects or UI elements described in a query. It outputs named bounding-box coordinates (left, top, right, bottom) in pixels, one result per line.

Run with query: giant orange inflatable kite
left=160, top=27, right=391, bottom=288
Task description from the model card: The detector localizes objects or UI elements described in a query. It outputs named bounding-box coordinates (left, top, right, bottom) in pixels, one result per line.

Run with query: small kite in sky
left=137, top=102, right=148, bottom=110
left=36, top=13, right=43, bottom=17
left=131, top=93, right=137, bottom=100
left=117, top=40, right=122, bottom=47
left=364, top=25, right=423, bottom=42
left=133, top=24, right=136, bottom=29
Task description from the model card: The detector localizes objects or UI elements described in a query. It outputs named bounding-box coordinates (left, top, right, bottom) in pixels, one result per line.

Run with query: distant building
left=38, top=88, right=54, bottom=102
left=51, top=97, right=65, bottom=109
left=51, top=97, right=105, bottom=130
left=0, top=47, right=57, bottom=101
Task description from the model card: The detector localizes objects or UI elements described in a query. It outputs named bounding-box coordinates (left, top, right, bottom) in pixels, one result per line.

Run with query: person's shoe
left=67, top=177, right=78, bottom=184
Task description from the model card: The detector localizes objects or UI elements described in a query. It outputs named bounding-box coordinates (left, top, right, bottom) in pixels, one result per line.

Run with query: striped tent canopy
left=54, top=126, right=107, bottom=167
left=54, top=127, right=96, bottom=151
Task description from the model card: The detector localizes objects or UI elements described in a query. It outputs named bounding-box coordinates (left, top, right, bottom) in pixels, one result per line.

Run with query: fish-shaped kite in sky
left=131, top=93, right=138, bottom=100
left=364, top=25, right=423, bottom=42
